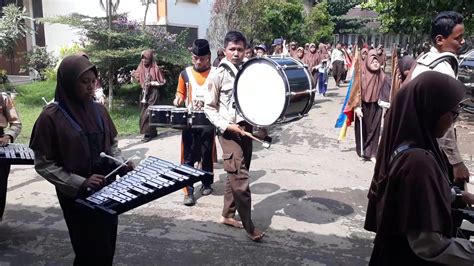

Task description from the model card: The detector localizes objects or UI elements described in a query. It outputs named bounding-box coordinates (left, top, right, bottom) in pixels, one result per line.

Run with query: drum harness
left=218, top=60, right=241, bottom=124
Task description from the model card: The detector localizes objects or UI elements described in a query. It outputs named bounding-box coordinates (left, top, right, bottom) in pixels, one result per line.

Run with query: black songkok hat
left=192, top=39, right=211, bottom=56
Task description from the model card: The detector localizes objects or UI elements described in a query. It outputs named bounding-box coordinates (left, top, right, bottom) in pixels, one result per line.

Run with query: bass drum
left=234, top=56, right=315, bottom=127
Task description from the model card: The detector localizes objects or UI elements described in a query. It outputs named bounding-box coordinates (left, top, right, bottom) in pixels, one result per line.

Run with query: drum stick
left=242, top=131, right=271, bottom=149
left=42, top=97, right=49, bottom=105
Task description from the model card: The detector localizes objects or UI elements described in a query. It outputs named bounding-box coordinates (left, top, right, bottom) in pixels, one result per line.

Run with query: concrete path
left=1, top=79, right=473, bottom=265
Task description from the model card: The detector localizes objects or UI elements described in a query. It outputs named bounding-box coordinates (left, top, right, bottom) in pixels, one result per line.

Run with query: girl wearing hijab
left=304, top=43, right=321, bottom=81
left=364, top=71, right=474, bottom=265
left=295, top=46, right=305, bottom=61
left=318, top=43, right=330, bottom=61
left=132, top=50, right=166, bottom=142
left=353, top=49, right=390, bottom=161
left=30, top=54, right=134, bottom=265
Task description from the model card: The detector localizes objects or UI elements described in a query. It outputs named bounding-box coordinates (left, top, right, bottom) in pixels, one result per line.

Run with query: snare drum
left=170, top=108, right=189, bottom=129
left=190, top=110, right=213, bottom=128
left=234, top=56, right=315, bottom=127
left=148, top=105, right=174, bottom=127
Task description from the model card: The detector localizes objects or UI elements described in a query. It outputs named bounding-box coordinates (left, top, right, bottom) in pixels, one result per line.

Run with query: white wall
left=166, top=0, right=213, bottom=39
left=42, top=0, right=157, bottom=55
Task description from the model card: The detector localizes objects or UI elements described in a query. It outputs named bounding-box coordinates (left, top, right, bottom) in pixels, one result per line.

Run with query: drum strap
left=218, top=60, right=239, bottom=78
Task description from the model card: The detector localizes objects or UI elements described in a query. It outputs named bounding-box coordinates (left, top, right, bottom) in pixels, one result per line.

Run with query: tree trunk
left=143, top=0, right=150, bottom=30
left=107, top=0, right=113, bottom=109
left=108, top=65, right=114, bottom=110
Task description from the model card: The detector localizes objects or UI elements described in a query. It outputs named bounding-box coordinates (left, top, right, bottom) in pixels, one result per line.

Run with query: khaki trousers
left=218, top=121, right=255, bottom=234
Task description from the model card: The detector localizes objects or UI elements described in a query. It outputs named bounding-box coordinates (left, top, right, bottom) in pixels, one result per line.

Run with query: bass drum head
left=235, top=58, right=287, bottom=127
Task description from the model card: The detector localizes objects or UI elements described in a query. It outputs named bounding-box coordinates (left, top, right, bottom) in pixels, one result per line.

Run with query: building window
left=166, top=25, right=198, bottom=47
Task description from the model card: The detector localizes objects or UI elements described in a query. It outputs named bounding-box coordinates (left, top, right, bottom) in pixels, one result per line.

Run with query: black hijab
left=365, top=71, right=466, bottom=233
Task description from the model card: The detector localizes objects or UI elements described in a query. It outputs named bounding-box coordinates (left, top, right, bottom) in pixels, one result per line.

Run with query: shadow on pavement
left=0, top=200, right=372, bottom=265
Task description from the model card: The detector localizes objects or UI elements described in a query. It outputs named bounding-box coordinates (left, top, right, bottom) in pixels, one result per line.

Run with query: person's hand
left=131, top=70, right=139, bottom=79
left=173, top=96, right=183, bottom=107
left=355, top=107, right=363, bottom=118
left=122, top=161, right=135, bottom=174
left=255, top=127, right=268, bottom=139
left=81, top=174, right=106, bottom=190
left=226, top=124, right=245, bottom=136
left=144, top=81, right=151, bottom=89
left=453, top=162, right=470, bottom=183
left=461, top=191, right=474, bottom=205
left=0, top=135, right=11, bottom=146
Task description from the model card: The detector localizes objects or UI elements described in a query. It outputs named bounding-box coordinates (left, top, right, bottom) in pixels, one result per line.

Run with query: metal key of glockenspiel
left=142, top=165, right=168, bottom=177
left=176, top=165, right=202, bottom=176
left=162, top=171, right=186, bottom=182
left=117, top=179, right=146, bottom=194
left=164, top=170, right=188, bottom=181
left=108, top=194, right=126, bottom=203
left=133, top=172, right=171, bottom=187
left=87, top=196, right=103, bottom=205
left=122, top=177, right=153, bottom=193
left=147, top=173, right=175, bottom=186
left=103, top=186, right=133, bottom=201
left=127, top=174, right=161, bottom=189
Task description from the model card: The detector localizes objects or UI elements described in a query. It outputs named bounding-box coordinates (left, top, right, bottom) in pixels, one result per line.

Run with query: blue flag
left=335, top=77, right=353, bottom=128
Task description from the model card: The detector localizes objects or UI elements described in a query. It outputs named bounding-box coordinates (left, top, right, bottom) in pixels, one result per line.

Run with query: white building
left=0, top=0, right=214, bottom=74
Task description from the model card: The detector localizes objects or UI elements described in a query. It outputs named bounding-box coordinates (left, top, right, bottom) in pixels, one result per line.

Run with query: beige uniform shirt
left=204, top=58, right=244, bottom=134
left=411, top=47, right=463, bottom=165
left=0, top=92, right=22, bottom=141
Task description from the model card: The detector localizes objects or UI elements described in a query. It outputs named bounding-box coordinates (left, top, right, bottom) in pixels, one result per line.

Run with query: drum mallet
left=242, top=131, right=271, bottom=149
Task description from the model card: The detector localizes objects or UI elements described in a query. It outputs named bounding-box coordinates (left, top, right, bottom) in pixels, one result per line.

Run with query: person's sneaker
left=201, top=186, right=213, bottom=196
left=183, top=195, right=195, bottom=206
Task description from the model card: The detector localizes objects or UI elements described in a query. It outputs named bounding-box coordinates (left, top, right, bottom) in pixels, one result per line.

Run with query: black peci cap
left=192, top=39, right=211, bottom=56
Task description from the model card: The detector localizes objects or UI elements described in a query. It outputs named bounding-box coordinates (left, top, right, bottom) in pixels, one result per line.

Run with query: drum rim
left=234, top=57, right=294, bottom=127
left=148, top=105, right=175, bottom=110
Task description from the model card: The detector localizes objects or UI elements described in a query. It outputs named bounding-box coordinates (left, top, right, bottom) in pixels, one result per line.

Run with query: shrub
left=22, top=46, right=57, bottom=81
left=43, top=67, right=57, bottom=81
left=0, top=69, right=16, bottom=92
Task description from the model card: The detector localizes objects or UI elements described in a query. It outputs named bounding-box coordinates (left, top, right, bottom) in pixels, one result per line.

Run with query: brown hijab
left=304, top=43, right=320, bottom=71
left=318, top=43, right=330, bottom=61
left=361, top=50, right=385, bottom=103
left=30, top=54, right=118, bottom=178
left=365, top=71, right=465, bottom=236
left=135, top=49, right=166, bottom=89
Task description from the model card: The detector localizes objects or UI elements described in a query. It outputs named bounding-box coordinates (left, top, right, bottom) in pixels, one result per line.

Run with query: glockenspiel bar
left=0, top=144, right=35, bottom=165
left=80, top=155, right=211, bottom=215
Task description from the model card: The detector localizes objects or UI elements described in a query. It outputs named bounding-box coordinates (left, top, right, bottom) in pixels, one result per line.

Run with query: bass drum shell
left=234, top=56, right=314, bottom=127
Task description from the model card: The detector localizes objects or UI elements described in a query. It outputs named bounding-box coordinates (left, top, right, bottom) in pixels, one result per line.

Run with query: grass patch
left=13, top=80, right=141, bottom=144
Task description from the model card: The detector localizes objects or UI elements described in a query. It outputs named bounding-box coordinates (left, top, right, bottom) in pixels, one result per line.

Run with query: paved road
left=1, top=79, right=473, bottom=265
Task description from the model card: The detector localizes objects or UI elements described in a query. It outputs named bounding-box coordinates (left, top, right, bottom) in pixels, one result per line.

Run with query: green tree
left=44, top=13, right=188, bottom=109
left=328, top=0, right=365, bottom=35
left=0, top=4, right=32, bottom=71
left=303, top=0, right=335, bottom=43
left=362, top=0, right=473, bottom=36
left=140, top=0, right=156, bottom=30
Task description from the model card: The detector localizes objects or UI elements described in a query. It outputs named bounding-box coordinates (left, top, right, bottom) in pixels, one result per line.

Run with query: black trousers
left=332, top=60, right=345, bottom=85
left=182, top=127, right=215, bottom=194
left=0, top=163, right=11, bottom=219
left=57, top=190, right=118, bottom=266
